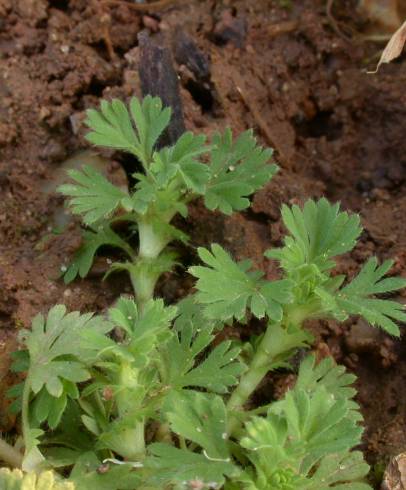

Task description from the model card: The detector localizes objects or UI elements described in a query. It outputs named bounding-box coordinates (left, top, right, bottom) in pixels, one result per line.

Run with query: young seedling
left=0, top=96, right=405, bottom=490
left=57, top=96, right=278, bottom=309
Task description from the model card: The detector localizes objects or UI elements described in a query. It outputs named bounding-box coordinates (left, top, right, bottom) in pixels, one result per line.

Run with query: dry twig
left=93, top=0, right=115, bottom=60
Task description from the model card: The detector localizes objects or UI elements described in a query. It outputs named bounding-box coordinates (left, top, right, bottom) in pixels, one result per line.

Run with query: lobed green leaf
left=337, top=257, right=406, bottom=336
left=62, top=223, right=134, bottom=284
left=190, top=244, right=292, bottom=323
left=58, top=166, right=128, bottom=226
left=146, top=443, right=237, bottom=486
left=266, top=198, right=362, bottom=273
left=205, top=129, right=278, bottom=215
left=165, top=390, right=230, bottom=460
left=85, top=96, right=171, bottom=166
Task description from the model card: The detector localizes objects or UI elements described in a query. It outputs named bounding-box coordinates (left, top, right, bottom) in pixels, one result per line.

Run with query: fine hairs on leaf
left=3, top=95, right=405, bottom=490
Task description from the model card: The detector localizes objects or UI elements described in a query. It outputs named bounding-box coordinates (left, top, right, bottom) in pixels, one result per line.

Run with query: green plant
left=57, top=96, right=277, bottom=310
left=0, top=96, right=405, bottom=490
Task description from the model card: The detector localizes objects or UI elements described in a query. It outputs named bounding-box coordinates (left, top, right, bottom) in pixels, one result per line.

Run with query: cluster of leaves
left=6, top=301, right=368, bottom=489
left=6, top=197, right=405, bottom=489
left=238, top=356, right=370, bottom=490
left=191, top=198, right=406, bottom=335
left=2, top=96, right=405, bottom=490
left=58, top=96, right=278, bottom=288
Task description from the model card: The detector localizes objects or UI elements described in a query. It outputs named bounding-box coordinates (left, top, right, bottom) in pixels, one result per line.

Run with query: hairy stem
left=226, top=323, right=276, bottom=436
left=226, top=316, right=312, bottom=437
left=130, top=220, right=171, bottom=311
left=130, top=217, right=179, bottom=443
left=111, top=361, right=146, bottom=460
left=130, top=267, right=159, bottom=312
left=132, top=420, right=146, bottom=459
left=0, top=437, right=23, bottom=468
left=138, top=221, right=168, bottom=260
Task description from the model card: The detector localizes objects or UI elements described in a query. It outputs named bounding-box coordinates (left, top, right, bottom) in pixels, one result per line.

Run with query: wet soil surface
left=0, top=0, right=405, bottom=484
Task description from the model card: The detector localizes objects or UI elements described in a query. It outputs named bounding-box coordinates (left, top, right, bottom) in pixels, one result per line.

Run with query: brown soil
left=0, top=0, right=405, bottom=485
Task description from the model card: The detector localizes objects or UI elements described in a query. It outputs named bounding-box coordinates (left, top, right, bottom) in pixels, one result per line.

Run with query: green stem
left=179, top=435, right=187, bottom=450
left=115, top=362, right=146, bottom=460
left=227, top=323, right=276, bottom=436
left=132, top=215, right=181, bottom=441
left=0, top=438, right=23, bottom=468
left=138, top=221, right=168, bottom=260
left=130, top=219, right=171, bottom=311
left=21, top=375, right=31, bottom=456
left=226, top=311, right=314, bottom=437
left=283, top=301, right=321, bottom=326
left=130, top=267, right=159, bottom=312
left=132, top=419, right=146, bottom=459
left=127, top=209, right=182, bottom=441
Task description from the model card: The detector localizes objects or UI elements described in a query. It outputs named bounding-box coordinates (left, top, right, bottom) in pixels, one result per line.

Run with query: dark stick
left=138, top=31, right=185, bottom=148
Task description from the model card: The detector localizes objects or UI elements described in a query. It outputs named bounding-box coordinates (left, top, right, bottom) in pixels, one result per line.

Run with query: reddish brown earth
left=0, top=0, right=405, bottom=485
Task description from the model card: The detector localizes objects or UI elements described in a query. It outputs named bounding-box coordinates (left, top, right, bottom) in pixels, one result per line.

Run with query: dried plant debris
left=382, top=453, right=406, bottom=490
left=372, top=19, right=406, bottom=72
